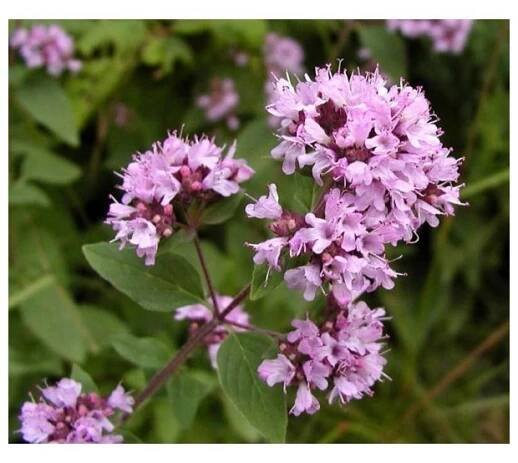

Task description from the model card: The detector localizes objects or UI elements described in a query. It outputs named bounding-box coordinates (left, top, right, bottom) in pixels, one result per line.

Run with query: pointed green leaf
left=80, top=305, right=129, bottom=349
left=200, top=192, right=244, bottom=225
left=112, top=333, right=171, bottom=369
left=167, top=370, right=216, bottom=429
left=15, top=75, right=79, bottom=146
left=71, top=364, right=98, bottom=393
left=217, top=332, right=287, bottom=443
left=83, top=242, right=205, bottom=311
left=250, top=264, right=283, bottom=301
left=21, top=146, right=81, bottom=185
left=359, top=26, right=407, bottom=80
left=9, top=181, right=50, bottom=207
left=19, top=283, right=92, bottom=363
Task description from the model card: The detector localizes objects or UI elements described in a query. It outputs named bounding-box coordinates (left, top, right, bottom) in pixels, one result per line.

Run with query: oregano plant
left=12, top=21, right=475, bottom=445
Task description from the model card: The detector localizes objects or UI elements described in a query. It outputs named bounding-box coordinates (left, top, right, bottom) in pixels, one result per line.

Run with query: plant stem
left=123, top=284, right=251, bottom=421
left=193, top=234, right=220, bottom=315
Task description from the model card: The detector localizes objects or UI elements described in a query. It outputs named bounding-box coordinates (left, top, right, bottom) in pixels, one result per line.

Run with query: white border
left=1, top=0, right=515, bottom=460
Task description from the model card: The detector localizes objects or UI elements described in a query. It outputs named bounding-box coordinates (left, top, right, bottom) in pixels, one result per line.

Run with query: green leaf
left=71, top=364, right=98, bottom=393
left=250, top=265, right=283, bottom=301
left=294, top=173, right=318, bottom=212
left=221, top=394, right=262, bottom=442
left=9, top=274, right=55, bottom=309
left=157, top=228, right=195, bottom=256
left=167, top=370, right=216, bottom=429
left=111, top=333, right=171, bottom=369
left=9, top=348, right=63, bottom=378
left=9, top=212, right=70, bottom=308
left=175, top=20, right=266, bottom=47
left=9, top=181, right=50, bottom=207
left=358, top=26, right=407, bottom=80
left=15, top=75, right=79, bottom=146
left=21, top=146, right=81, bottom=185
left=77, top=20, right=146, bottom=56
left=217, top=332, right=287, bottom=443
left=19, top=283, right=93, bottom=363
left=123, top=368, right=147, bottom=390
left=141, top=36, right=193, bottom=76
left=152, top=398, right=181, bottom=443
left=200, top=193, right=244, bottom=225
left=83, top=242, right=205, bottom=311
left=80, top=305, right=129, bottom=349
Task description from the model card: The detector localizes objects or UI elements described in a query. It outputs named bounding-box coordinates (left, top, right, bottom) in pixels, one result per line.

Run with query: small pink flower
left=290, top=383, right=320, bottom=416
left=245, top=184, right=283, bottom=220
left=284, top=264, right=322, bottom=301
left=257, top=354, right=296, bottom=391
left=107, top=385, right=135, bottom=414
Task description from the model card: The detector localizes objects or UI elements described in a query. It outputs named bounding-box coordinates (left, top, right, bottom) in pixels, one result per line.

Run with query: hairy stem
left=123, top=283, right=251, bottom=421
left=193, top=234, right=220, bottom=315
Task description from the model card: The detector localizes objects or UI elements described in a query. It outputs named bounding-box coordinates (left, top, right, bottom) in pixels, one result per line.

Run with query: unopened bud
left=152, top=214, right=161, bottom=224
left=323, top=320, right=334, bottom=331
left=162, top=227, right=173, bottom=237
left=191, top=181, right=202, bottom=192
left=136, top=201, right=147, bottom=213
left=322, top=252, right=333, bottom=263
left=163, top=204, right=173, bottom=216
left=179, top=165, right=191, bottom=178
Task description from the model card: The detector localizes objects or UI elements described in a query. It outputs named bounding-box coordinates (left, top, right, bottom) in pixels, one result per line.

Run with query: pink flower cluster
left=10, top=24, right=81, bottom=76
left=387, top=20, right=473, bottom=54
left=175, top=295, right=250, bottom=368
left=251, top=67, right=464, bottom=303
left=197, top=77, right=240, bottom=130
left=19, top=378, right=133, bottom=444
left=263, top=32, right=305, bottom=127
left=258, top=301, right=388, bottom=415
left=247, top=185, right=403, bottom=305
left=106, top=132, right=254, bottom=265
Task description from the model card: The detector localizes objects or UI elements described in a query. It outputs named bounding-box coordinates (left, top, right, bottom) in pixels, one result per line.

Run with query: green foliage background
left=8, top=19, right=509, bottom=443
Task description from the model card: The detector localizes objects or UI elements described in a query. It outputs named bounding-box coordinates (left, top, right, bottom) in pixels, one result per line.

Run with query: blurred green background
left=8, top=19, right=509, bottom=443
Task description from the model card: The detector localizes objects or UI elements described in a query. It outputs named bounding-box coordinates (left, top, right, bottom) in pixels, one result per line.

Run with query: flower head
left=197, top=77, right=240, bottom=130
left=387, top=20, right=473, bottom=54
left=18, top=379, right=133, bottom=444
left=107, top=131, right=253, bottom=264
left=248, top=66, right=465, bottom=303
left=258, top=300, right=388, bottom=415
left=10, top=24, right=81, bottom=75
